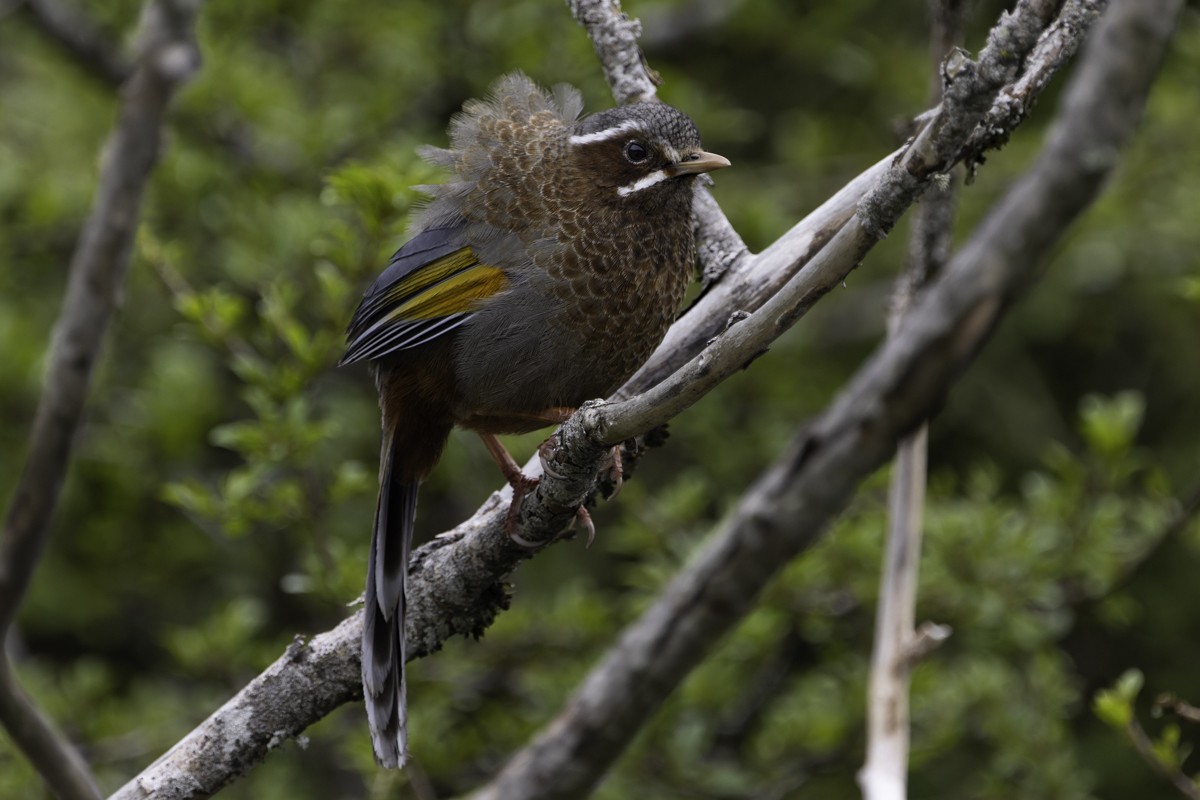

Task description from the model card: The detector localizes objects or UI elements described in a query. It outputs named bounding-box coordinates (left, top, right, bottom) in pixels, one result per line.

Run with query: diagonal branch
left=589, top=0, right=1100, bottom=446
left=615, top=0, right=1106, bottom=402
left=109, top=0, right=1125, bottom=795
left=15, top=0, right=132, bottom=86
left=0, top=2, right=204, bottom=799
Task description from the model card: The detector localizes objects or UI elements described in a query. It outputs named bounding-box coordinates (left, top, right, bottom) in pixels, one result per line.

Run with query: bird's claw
left=537, top=438, right=568, bottom=481
left=504, top=472, right=541, bottom=548
left=605, top=445, right=624, bottom=499
left=573, top=505, right=596, bottom=548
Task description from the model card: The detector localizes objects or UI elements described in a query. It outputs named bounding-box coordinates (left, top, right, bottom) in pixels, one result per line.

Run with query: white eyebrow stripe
left=568, top=119, right=642, bottom=145
left=617, top=169, right=668, bottom=197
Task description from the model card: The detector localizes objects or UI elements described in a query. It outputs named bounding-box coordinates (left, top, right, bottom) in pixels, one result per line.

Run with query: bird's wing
left=340, top=225, right=508, bottom=366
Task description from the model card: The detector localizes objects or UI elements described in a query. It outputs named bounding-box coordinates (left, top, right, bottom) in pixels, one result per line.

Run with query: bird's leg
left=478, top=432, right=539, bottom=540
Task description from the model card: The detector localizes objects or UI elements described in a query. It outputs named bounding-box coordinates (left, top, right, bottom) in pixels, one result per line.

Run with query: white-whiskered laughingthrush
left=340, top=72, right=729, bottom=768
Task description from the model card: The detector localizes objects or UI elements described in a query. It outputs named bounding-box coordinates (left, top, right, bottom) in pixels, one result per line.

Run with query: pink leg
left=478, top=432, right=540, bottom=539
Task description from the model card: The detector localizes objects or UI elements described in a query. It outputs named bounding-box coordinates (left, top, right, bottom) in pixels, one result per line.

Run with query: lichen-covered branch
left=593, top=0, right=1075, bottom=446
left=108, top=619, right=361, bottom=800
left=566, top=0, right=656, bottom=104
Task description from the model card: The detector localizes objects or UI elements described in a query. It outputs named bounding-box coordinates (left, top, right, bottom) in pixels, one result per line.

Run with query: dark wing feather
left=340, top=225, right=506, bottom=366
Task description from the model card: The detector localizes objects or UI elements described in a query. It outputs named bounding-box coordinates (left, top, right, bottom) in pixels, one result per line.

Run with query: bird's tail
left=363, top=429, right=419, bottom=769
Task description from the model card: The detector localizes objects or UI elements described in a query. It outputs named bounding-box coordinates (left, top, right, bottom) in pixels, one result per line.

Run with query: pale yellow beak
left=670, top=151, right=732, bottom=176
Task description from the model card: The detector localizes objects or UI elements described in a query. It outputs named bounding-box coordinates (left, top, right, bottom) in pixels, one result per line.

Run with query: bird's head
left=567, top=102, right=730, bottom=205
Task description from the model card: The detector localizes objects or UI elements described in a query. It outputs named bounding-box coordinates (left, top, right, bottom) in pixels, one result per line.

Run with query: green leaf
left=1094, top=669, right=1143, bottom=729
left=1079, top=392, right=1145, bottom=457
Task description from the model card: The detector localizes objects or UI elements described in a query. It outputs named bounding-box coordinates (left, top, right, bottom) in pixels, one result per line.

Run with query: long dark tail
left=363, top=430, right=419, bottom=769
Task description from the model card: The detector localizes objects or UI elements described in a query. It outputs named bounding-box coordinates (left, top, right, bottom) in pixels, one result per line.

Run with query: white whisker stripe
left=569, top=120, right=642, bottom=146
left=617, top=169, right=668, bottom=197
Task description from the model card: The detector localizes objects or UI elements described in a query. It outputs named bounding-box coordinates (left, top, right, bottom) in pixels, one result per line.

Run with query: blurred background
left=1, top=1, right=1198, bottom=798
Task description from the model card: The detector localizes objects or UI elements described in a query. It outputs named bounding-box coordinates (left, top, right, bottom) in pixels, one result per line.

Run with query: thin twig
left=1156, top=694, right=1200, bottom=726
left=1123, top=717, right=1200, bottom=800
left=859, top=2, right=964, bottom=798
left=0, top=2, right=203, bottom=799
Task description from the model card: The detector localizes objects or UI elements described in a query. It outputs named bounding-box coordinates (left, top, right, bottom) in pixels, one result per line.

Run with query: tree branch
left=1122, top=715, right=1200, bottom=800
left=859, top=2, right=964, bottom=797
left=567, top=0, right=657, bottom=104
left=15, top=0, right=132, bottom=86
left=592, top=0, right=1080, bottom=447
left=107, top=0, right=1149, bottom=794
left=0, top=2, right=203, bottom=799
left=108, top=620, right=361, bottom=800
left=614, top=0, right=1106, bottom=406
left=958, top=0, right=1111, bottom=179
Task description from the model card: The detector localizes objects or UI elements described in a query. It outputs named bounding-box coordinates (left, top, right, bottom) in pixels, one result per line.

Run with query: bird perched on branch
left=340, top=72, right=729, bottom=768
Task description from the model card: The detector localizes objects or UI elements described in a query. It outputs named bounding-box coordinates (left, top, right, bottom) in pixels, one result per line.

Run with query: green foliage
left=1, top=2, right=1199, bottom=799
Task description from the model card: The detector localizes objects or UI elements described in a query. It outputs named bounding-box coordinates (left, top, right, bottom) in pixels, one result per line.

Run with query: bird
left=340, top=72, right=729, bottom=768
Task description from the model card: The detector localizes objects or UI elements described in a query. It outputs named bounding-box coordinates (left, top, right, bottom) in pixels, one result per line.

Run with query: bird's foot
left=478, top=432, right=544, bottom=547
left=537, top=437, right=567, bottom=481
left=538, top=439, right=610, bottom=548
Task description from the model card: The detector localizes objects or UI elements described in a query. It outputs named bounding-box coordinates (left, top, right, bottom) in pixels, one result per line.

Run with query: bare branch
left=16, top=0, right=132, bottom=86
left=1122, top=715, right=1200, bottom=800
left=0, top=2, right=203, bottom=798
left=0, top=658, right=100, bottom=800
left=593, top=0, right=1073, bottom=447
left=566, top=0, right=657, bottom=104
left=859, top=426, right=931, bottom=800
left=1156, top=694, right=1200, bottom=726
left=620, top=0, right=1108, bottom=401
left=108, top=622, right=360, bottom=800
left=860, top=1, right=965, bottom=797
left=959, top=0, right=1109, bottom=178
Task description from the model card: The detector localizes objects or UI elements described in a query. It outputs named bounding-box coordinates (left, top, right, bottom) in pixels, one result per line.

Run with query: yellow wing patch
left=383, top=247, right=480, bottom=304
left=386, top=248, right=507, bottom=321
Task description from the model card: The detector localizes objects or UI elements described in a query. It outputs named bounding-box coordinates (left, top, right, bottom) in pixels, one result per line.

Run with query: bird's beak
left=670, top=151, right=732, bottom=176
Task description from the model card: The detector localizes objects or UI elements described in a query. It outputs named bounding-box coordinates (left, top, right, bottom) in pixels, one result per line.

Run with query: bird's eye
left=624, top=140, right=650, bottom=164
